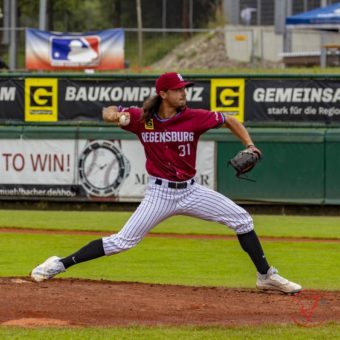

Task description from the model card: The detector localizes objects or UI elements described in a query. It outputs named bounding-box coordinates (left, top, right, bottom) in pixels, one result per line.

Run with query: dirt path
left=0, top=277, right=339, bottom=328
left=1, top=227, right=339, bottom=243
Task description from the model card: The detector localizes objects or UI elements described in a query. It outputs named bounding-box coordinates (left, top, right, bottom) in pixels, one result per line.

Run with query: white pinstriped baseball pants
left=102, top=177, right=254, bottom=255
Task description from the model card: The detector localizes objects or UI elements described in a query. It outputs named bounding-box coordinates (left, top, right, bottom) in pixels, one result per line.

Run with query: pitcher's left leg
left=181, top=183, right=301, bottom=294
left=180, top=183, right=253, bottom=234
left=181, top=184, right=269, bottom=271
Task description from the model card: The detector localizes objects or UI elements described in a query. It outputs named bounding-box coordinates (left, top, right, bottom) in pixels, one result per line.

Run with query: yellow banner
left=25, top=78, right=58, bottom=122
left=210, top=79, right=245, bottom=123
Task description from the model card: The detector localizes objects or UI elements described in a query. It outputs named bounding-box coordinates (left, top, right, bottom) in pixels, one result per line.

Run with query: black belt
left=155, top=178, right=195, bottom=189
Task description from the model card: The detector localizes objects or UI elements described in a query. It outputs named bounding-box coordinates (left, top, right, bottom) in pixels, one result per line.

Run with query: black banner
left=1, top=77, right=340, bottom=122
left=0, top=79, right=24, bottom=120
left=245, top=79, right=340, bottom=122
left=0, top=78, right=210, bottom=122
left=58, top=79, right=210, bottom=120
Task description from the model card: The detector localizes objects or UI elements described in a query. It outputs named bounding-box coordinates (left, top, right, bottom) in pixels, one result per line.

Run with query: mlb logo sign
left=50, top=36, right=100, bottom=67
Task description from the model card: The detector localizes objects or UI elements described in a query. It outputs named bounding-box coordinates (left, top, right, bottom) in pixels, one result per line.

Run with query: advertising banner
left=25, top=28, right=125, bottom=71
left=0, top=79, right=24, bottom=121
left=210, top=78, right=245, bottom=123
left=245, top=79, right=340, bottom=122
left=0, top=79, right=209, bottom=122
left=0, top=139, right=215, bottom=202
left=25, top=78, right=59, bottom=122
left=1, top=77, right=340, bottom=123
left=58, top=79, right=209, bottom=120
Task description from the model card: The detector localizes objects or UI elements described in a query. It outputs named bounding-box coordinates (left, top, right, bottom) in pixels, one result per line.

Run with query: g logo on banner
left=210, top=79, right=245, bottom=123
left=25, top=79, right=58, bottom=122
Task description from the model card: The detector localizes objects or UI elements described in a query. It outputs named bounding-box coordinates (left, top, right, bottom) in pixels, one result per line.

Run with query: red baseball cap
left=155, top=72, right=194, bottom=94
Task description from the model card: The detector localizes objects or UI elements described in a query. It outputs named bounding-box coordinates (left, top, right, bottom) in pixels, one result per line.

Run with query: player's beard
left=176, top=97, right=186, bottom=110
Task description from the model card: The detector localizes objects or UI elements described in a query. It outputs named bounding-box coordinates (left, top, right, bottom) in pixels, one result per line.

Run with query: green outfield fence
left=0, top=124, right=339, bottom=205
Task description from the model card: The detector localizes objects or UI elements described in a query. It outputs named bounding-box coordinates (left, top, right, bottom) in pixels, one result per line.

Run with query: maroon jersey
left=121, top=106, right=225, bottom=181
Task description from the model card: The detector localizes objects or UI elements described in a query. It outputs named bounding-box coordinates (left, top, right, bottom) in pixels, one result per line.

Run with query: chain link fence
left=0, top=26, right=339, bottom=70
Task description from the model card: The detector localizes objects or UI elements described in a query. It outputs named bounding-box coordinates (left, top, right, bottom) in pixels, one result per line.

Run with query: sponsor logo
left=78, top=140, right=130, bottom=197
left=50, top=36, right=100, bottom=67
left=210, top=79, right=245, bottom=122
left=145, top=119, right=154, bottom=130
left=64, top=86, right=204, bottom=103
left=65, top=86, right=155, bottom=102
left=253, top=87, right=340, bottom=103
left=25, top=79, right=58, bottom=122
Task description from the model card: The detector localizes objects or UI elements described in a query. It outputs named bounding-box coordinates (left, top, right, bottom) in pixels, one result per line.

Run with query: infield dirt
left=0, top=277, right=339, bottom=328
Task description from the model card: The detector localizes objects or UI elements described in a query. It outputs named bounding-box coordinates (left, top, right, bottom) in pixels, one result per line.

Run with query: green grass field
left=0, top=233, right=339, bottom=289
left=1, top=323, right=339, bottom=340
left=0, top=210, right=339, bottom=339
left=0, top=210, right=340, bottom=239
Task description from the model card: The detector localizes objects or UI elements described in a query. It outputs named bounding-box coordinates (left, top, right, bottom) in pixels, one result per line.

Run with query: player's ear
left=159, top=90, right=167, bottom=99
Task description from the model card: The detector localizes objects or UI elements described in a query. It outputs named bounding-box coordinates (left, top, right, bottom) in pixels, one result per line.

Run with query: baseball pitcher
left=31, top=72, right=301, bottom=294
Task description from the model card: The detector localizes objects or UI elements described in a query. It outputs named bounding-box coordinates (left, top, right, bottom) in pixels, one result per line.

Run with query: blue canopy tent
left=286, top=3, right=340, bottom=30
left=284, top=3, right=340, bottom=67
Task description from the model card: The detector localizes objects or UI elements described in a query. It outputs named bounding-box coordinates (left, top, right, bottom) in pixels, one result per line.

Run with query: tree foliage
left=12, top=0, right=222, bottom=32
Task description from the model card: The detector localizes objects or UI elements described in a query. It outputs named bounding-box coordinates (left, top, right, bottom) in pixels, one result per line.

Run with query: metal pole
left=257, top=0, right=261, bottom=25
left=189, top=0, right=193, bottom=29
left=39, top=0, right=48, bottom=30
left=320, top=0, right=328, bottom=67
left=250, top=29, right=255, bottom=64
left=320, top=0, right=327, bottom=7
left=162, top=0, right=166, bottom=37
left=136, top=0, right=143, bottom=67
left=235, top=0, right=240, bottom=25
left=2, top=0, right=10, bottom=44
left=9, top=0, right=17, bottom=70
left=320, top=32, right=327, bottom=68
left=303, top=0, right=308, bottom=12
left=286, top=0, right=292, bottom=17
left=283, top=0, right=293, bottom=53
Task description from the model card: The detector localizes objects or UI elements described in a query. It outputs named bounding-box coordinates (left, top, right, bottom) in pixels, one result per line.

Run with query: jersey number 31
left=178, top=144, right=191, bottom=157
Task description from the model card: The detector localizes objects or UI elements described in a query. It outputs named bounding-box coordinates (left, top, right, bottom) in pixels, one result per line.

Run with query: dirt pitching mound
left=0, top=277, right=339, bottom=328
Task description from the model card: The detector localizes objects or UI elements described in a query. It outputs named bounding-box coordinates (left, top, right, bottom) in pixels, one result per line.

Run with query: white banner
left=0, top=139, right=215, bottom=201
left=1, top=140, right=77, bottom=184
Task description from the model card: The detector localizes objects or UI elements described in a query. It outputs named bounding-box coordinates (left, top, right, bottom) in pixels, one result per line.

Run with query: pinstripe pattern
left=103, top=177, right=254, bottom=255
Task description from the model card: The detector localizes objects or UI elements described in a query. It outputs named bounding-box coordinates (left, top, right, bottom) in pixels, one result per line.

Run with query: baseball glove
left=228, top=146, right=261, bottom=179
